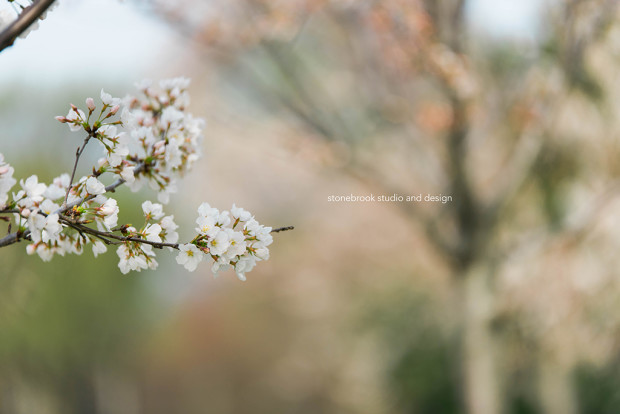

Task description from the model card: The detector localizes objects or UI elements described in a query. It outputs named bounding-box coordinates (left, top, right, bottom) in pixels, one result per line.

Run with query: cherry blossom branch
left=0, top=0, right=56, bottom=53
left=0, top=157, right=294, bottom=251
left=0, top=78, right=292, bottom=277
left=1, top=187, right=294, bottom=251
left=60, top=219, right=180, bottom=249
left=0, top=212, right=293, bottom=250
left=62, top=220, right=294, bottom=250
left=0, top=164, right=146, bottom=248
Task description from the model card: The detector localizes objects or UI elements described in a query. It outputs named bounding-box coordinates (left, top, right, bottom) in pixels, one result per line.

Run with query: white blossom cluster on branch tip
left=0, top=77, right=289, bottom=280
left=178, top=202, right=273, bottom=280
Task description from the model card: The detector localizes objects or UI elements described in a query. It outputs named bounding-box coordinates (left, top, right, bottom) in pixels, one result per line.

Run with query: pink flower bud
left=55, top=116, right=67, bottom=123
left=86, top=97, right=96, bottom=111
left=21, top=208, right=31, bottom=218
left=109, top=105, right=120, bottom=115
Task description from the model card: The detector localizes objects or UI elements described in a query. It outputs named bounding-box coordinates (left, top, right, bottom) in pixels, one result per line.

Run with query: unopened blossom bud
left=21, top=208, right=31, bottom=218
left=109, top=105, right=120, bottom=115
left=55, top=116, right=67, bottom=123
left=86, top=97, right=96, bottom=111
left=254, top=247, right=270, bottom=260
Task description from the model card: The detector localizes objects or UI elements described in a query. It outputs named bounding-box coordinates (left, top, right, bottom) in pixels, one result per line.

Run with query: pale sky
left=467, top=0, right=551, bottom=41
left=0, top=0, right=547, bottom=85
left=0, top=0, right=175, bottom=85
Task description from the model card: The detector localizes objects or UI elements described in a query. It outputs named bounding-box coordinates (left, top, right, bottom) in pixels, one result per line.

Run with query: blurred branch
left=0, top=231, right=24, bottom=247
left=560, top=0, right=619, bottom=98
left=493, top=178, right=620, bottom=278
left=148, top=0, right=618, bottom=273
left=488, top=0, right=620, bottom=242
left=0, top=0, right=56, bottom=53
left=419, top=0, right=482, bottom=270
left=450, top=0, right=467, bottom=53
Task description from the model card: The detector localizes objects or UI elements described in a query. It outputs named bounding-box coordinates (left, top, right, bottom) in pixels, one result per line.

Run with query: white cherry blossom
left=231, top=204, right=252, bottom=222
left=142, top=201, right=164, bottom=221
left=176, top=243, right=203, bottom=271
left=85, top=177, right=106, bottom=195
left=144, top=223, right=162, bottom=243
left=92, top=240, right=107, bottom=257
left=208, top=230, right=230, bottom=256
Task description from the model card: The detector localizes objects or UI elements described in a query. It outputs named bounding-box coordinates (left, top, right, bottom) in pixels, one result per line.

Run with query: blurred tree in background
left=144, top=0, right=620, bottom=413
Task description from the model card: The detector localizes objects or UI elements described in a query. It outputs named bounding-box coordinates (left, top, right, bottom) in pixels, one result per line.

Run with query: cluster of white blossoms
left=57, top=77, right=204, bottom=204
left=176, top=202, right=272, bottom=280
left=115, top=200, right=180, bottom=274
left=0, top=78, right=279, bottom=280
left=0, top=154, right=16, bottom=208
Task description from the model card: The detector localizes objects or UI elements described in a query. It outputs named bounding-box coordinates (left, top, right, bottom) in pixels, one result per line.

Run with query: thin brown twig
left=59, top=162, right=146, bottom=215
left=63, top=134, right=93, bottom=207
left=271, top=226, right=294, bottom=233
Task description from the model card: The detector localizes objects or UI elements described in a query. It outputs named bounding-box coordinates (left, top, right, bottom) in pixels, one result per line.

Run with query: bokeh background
left=2, top=0, right=620, bottom=413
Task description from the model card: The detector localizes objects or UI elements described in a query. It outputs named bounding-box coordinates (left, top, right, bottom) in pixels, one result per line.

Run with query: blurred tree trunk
left=461, top=263, right=501, bottom=414
left=60, top=370, right=98, bottom=414
left=538, top=355, right=577, bottom=414
left=0, top=379, right=16, bottom=414
left=434, top=2, right=505, bottom=410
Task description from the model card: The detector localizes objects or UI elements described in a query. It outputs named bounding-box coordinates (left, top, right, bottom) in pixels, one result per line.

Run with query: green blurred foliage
left=0, top=83, right=155, bottom=411
left=576, top=362, right=620, bottom=414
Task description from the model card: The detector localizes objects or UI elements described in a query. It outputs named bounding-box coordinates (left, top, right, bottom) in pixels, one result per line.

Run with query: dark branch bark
left=0, top=231, right=23, bottom=248
left=271, top=226, right=294, bottom=233
left=0, top=0, right=57, bottom=54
